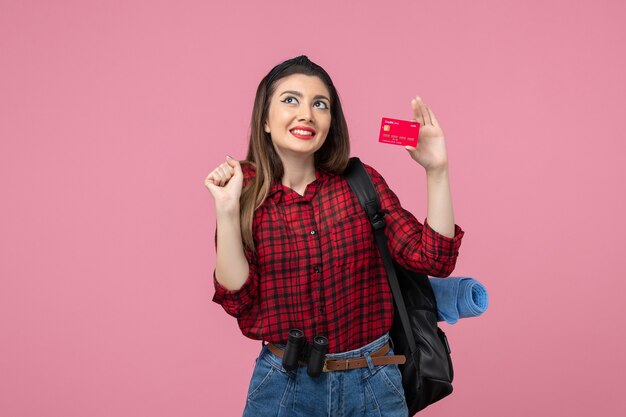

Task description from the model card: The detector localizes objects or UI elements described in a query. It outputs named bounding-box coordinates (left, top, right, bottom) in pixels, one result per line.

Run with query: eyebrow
left=280, top=90, right=330, bottom=102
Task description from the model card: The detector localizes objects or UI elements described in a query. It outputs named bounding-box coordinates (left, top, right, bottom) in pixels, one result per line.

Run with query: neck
left=280, top=155, right=316, bottom=189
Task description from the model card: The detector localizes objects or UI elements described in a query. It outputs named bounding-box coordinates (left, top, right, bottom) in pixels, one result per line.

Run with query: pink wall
left=2, top=0, right=625, bottom=416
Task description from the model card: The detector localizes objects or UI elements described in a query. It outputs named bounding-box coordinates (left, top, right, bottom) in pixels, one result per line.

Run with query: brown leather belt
left=267, top=341, right=406, bottom=372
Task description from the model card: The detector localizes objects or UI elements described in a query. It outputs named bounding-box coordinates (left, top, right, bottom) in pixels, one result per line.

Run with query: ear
left=264, top=121, right=270, bottom=133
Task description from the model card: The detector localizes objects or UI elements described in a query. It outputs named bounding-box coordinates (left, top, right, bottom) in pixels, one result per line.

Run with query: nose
left=297, top=104, right=313, bottom=122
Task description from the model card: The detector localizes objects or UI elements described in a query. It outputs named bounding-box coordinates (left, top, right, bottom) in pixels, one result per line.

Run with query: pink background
left=1, top=0, right=625, bottom=416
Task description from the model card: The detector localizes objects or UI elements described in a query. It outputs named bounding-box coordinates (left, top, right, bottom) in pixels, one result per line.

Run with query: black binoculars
left=282, top=328, right=328, bottom=377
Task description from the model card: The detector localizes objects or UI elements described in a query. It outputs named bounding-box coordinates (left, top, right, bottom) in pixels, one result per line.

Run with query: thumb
left=226, top=155, right=242, bottom=176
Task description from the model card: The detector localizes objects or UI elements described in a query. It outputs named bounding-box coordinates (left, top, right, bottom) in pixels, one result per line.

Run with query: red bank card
left=378, top=117, right=419, bottom=147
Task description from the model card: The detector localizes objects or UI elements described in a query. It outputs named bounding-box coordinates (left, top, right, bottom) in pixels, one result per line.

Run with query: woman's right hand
left=204, top=156, right=244, bottom=214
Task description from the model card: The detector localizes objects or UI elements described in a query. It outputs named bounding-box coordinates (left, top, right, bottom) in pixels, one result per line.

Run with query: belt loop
left=364, top=351, right=375, bottom=372
left=388, top=335, right=395, bottom=351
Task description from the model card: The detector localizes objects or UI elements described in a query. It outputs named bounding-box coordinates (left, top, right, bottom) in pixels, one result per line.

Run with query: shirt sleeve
left=211, top=223, right=260, bottom=318
left=363, top=163, right=465, bottom=277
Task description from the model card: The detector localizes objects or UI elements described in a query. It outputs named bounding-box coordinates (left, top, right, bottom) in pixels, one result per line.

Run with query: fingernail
left=226, top=155, right=232, bottom=160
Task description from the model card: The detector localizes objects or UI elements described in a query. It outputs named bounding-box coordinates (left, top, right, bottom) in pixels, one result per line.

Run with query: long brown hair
left=239, top=55, right=351, bottom=256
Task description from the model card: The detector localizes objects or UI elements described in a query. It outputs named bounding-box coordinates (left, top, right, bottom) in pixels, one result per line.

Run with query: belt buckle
left=324, top=359, right=352, bottom=372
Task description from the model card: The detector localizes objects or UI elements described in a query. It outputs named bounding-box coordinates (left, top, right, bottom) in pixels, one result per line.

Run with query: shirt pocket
left=329, top=211, right=373, bottom=268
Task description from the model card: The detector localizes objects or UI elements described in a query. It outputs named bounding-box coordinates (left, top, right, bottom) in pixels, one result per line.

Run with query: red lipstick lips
left=289, top=125, right=316, bottom=140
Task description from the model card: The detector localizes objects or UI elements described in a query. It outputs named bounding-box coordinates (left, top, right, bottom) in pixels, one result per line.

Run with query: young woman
left=204, top=55, right=465, bottom=417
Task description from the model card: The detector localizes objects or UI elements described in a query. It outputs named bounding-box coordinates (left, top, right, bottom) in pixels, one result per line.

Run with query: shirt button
left=314, top=266, right=320, bottom=273
left=318, top=307, right=324, bottom=313
left=310, top=230, right=316, bottom=235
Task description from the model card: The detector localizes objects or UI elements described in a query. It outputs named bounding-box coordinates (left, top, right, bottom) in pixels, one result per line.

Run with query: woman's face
left=264, top=74, right=332, bottom=161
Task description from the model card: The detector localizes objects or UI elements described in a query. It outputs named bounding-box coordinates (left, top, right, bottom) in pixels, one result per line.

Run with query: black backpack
left=343, top=156, right=454, bottom=415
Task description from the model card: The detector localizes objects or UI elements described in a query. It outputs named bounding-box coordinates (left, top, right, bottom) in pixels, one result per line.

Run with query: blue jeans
left=242, top=332, right=408, bottom=417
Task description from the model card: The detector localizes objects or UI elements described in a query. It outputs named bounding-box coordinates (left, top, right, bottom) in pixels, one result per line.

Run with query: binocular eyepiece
left=281, top=329, right=328, bottom=377
left=282, top=329, right=305, bottom=371
left=307, top=335, right=329, bottom=377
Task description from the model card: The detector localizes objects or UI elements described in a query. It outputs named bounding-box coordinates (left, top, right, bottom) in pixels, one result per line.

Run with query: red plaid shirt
left=212, top=161, right=465, bottom=353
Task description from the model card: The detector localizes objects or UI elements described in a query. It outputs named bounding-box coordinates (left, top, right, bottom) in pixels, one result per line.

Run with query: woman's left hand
left=405, top=96, right=449, bottom=172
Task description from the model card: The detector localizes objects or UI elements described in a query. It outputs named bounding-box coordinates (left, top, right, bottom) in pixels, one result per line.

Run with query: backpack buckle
left=371, top=212, right=386, bottom=230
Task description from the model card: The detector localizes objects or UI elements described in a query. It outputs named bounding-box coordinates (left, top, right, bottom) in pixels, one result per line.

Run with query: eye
left=281, top=96, right=330, bottom=110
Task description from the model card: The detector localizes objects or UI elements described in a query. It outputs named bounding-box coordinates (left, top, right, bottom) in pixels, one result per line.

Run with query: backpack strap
left=343, top=157, right=420, bottom=368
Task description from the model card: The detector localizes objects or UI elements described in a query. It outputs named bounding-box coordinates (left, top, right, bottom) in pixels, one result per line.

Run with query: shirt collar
left=268, top=165, right=332, bottom=206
